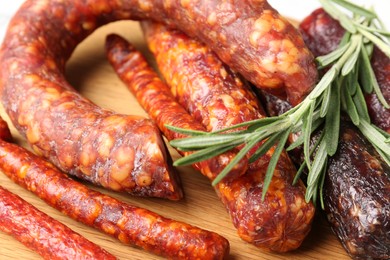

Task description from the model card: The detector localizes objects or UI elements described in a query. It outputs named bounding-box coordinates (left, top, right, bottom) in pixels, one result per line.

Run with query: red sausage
left=0, top=185, right=117, bottom=260
left=105, top=33, right=248, bottom=181
left=105, top=33, right=315, bottom=252
left=0, top=117, right=116, bottom=259
left=0, top=2, right=317, bottom=191
left=299, top=8, right=390, bottom=132
left=0, top=138, right=229, bottom=259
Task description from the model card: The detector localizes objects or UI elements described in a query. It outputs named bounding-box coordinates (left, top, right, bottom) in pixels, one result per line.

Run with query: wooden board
left=0, top=21, right=350, bottom=260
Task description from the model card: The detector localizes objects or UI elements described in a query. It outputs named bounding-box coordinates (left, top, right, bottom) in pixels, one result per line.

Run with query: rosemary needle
left=168, top=0, right=390, bottom=205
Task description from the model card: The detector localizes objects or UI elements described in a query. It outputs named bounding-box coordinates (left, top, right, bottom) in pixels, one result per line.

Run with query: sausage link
left=0, top=0, right=317, bottom=174
left=0, top=139, right=229, bottom=260
left=0, top=185, right=117, bottom=260
left=259, top=87, right=390, bottom=259
left=0, top=1, right=185, bottom=200
left=105, top=34, right=247, bottom=181
left=141, top=21, right=268, bottom=172
left=0, top=118, right=116, bottom=259
left=324, top=120, right=390, bottom=259
left=299, top=8, right=390, bottom=132
left=260, top=9, right=390, bottom=258
left=106, top=29, right=315, bottom=252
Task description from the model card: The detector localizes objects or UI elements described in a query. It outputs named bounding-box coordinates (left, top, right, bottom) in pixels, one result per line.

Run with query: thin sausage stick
left=0, top=186, right=117, bottom=260
left=105, top=34, right=247, bottom=181
left=0, top=118, right=116, bottom=259
left=105, top=34, right=315, bottom=253
left=0, top=139, right=230, bottom=259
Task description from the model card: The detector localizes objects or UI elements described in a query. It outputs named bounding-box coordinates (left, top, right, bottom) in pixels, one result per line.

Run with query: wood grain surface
left=0, top=21, right=350, bottom=260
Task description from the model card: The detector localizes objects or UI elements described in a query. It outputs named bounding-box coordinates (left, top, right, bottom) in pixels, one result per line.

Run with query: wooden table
left=0, top=21, right=350, bottom=260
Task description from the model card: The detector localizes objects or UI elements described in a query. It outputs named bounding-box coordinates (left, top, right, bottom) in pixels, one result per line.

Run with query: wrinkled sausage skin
left=141, top=21, right=268, bottom=172
left=0, top=139, right=230, bottom=260
left=324, top=121, right=390, bottom=259
left=260, top=9, right=390, bottom=259
left=105, top=34, right=248, bottom=181
left=0, top=0, right=184, bottom=199
left=106, top=30, right=315, bottom=252
left=0, top=186, right=117, bottom=260
left=299, top=8, right=390, bottom=132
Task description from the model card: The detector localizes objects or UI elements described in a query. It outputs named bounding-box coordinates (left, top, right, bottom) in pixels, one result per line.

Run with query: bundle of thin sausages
left=0, top=117, right=229, bottom=259
left=105, top=26, right=315, bottom=252
left=259, top=9, right=390, bottom=259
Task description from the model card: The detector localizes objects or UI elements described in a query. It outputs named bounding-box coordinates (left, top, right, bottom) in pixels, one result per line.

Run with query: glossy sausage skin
left=0, top=139, right=229, bottom=260
left=141, top=21, right=268, bottom=172
left=261, top=89, right=390, bottom=258
left=105, top=34, right=247, bottom=181
left=261, top=9, right=390, bottom=259
left=299, top=8, right=390, bottom=132
left=324, top=120, right=390, bottom=259
left=106, top=30, right=315, bottom=252
left=0, top=118, right=115, bottom=259
left=0, top=1, right=184, bottom=200
left=0, top=185, right=116, bottom=260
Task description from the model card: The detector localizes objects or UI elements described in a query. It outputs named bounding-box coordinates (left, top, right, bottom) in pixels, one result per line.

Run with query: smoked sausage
left=140, top=21, right=267, bottom=172
left=105, top=34, right=248, bottom=181
left=0, top=118, right=116, bottom=259
left=299, top=8, right=390, bottom=132
left=0, top=1, right=185, bottom=200
left=105, top=33, right=315, bottom=252
left=0, top=185, right=117, bottom=260
left=260, top=9, right=390, bottom=259
left=0, top=1, right=317, bottom=190
left=0, top=138, right=230, bottom=259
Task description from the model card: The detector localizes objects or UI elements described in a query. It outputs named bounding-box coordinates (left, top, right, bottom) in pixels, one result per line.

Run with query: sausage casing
left=0, top=0, right=184, bottom=199
left=261, top=9, right=390, bottom=259
left=0, top=185, right=116, bottom=260
left=0, top=138, right=229, bottom=260
left=299, top=8, right=390, bottom=132
left=105, top=34, right=248, bottom=181
left=106, top=28, right=315, bottom=252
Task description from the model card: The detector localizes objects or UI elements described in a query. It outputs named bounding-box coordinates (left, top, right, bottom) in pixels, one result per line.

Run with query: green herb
left=168, top=0, right=390, bottom=206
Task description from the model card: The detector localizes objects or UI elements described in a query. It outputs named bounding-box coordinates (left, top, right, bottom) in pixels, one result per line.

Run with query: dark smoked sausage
left=260, top=9, right=390, bottom=259
left=0, top=2, right=317, bottom=196
left=299, top=8, right=390, bottom=133
left=105, top=32, right=315, bottom=252
left=0, top=139, right=229, bottom=259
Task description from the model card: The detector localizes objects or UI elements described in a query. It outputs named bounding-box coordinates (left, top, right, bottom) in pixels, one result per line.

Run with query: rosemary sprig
left=168, top=0, right=390, bottom=205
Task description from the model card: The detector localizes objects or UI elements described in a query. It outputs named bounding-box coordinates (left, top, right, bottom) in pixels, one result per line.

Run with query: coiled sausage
left=0, top=1, right=317, bottom=195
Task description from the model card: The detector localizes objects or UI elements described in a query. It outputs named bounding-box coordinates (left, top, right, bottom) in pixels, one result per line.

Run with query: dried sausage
left=299, top=8, right=390, bottom=132
left=0, top=1, right=317, bottom=187
left=105, top=31, right=315, bottom=252
left=105, top=34, right=248, bottom=181
left=0, top=185, right=117, bottom=260
left=324, top=120, right=390, bottom=259
left=140, top=21, right=268, bottom=172
left=0, top=2, right=186, bottom=200
left=141, top=21, right=315, bottom=252
left=0, top=118, right=116, bottom=259
left=0, top=0, right=317, bottom=199
left=260, top=9, right=390, bottom=258
left=0, top=139, right=229, bottom=260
